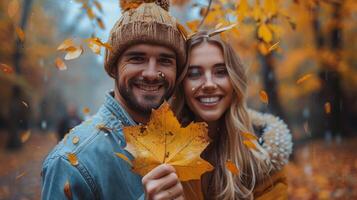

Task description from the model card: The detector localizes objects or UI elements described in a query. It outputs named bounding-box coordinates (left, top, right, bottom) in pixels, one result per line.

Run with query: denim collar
left=103, top=91, right=136, bottom=126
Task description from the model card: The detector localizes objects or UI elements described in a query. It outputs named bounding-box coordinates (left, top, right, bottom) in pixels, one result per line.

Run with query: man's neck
left=113, top=88, right=150, bottom=124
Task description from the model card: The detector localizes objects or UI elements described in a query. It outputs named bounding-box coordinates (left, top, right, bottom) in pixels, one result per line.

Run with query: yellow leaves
left=20, top=130, right=31, bottom=143
left=176, top=23, right=188, bottom=41
left=264, top=0, right=278, bottom=16
left=0, top=63, right=14, bottom=74
left=324, top=102, right=331, bottom=114
left=225, top=160, right=239, bottom=175
left=259, top=90, right=269, bottom=104
left=64, top=46, right=83, bottom=60
left=297, top=73, right=313, bottom=85
left=123, top=102, right=214, bottom=181
left=258, top=23, right=273, bottom=43
left=237, top=0, right=250, bottom=21
left=93, top=1, right=103, bottom=13
left=186, top=20, right=200, bottom=33
left=55, top=57, right=67, bottom=71
left=15, top=27, right=25, bottom=42
left=115, top=152, right=133, bottom=166
left=67, top=153, right=79, bottom=166
left=64, top=180, right=72, bottom=200
left=8, top=0, right=20, bottom=19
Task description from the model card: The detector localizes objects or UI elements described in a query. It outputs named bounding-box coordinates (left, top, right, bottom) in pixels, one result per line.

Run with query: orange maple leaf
left=123, top=102, right=214, bottom=181
left=225, top=160, right=240, bottom=175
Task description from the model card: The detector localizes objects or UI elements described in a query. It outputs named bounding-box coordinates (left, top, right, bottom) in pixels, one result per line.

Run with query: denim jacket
left=41, top=92, right=145, bottom=200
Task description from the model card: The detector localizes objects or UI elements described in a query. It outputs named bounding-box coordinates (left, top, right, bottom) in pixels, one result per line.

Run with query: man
left=41, top=0, right=186, bottom=199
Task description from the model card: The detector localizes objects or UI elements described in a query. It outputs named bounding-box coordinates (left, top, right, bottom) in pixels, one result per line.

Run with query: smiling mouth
left=196, top=96, right=222, bottom=106
left=134, top=83, right=163, bottom=92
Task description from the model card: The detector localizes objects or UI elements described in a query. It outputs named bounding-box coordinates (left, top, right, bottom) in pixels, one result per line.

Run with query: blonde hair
left=172, top=32, right=271, bottom=199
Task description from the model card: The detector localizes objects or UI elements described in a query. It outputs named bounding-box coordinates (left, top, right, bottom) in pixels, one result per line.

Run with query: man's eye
left=158, top=58, right=173, bottom=65
left=187, top=68, right=202, bottom=78
left=128, top=56, right=145, bottom=63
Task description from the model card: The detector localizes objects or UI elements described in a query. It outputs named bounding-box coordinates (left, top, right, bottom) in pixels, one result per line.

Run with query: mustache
left=131, top=77, right=167, bottom=85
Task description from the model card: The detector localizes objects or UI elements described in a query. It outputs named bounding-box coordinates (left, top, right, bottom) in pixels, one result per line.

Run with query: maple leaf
left=15, top=27, right=25, bottom=42
left=123, top=102, right=214, bottom=181
left=64, top=46, right=83, bottom=60
left=57, top=38, right=75, bottom=51
left=258, top=23, right=273, bottom=43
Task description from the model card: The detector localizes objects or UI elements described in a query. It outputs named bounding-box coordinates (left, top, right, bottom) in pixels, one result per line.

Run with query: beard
left=117, top=77, right=173, bottom=114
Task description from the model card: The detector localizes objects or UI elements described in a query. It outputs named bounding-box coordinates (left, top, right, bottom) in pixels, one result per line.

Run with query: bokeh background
left=0, top=0, right=356, bottom=199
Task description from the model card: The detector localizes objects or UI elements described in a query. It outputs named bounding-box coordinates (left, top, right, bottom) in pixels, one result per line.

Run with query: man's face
left=116, top=44, right=177, bottom=114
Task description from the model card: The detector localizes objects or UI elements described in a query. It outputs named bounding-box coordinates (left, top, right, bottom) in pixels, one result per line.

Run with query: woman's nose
left=202, top=74, right=218, bottom=90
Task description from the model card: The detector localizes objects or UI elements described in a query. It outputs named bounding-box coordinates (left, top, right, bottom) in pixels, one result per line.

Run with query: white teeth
left=137, top=84, right=160, bottom=91
left=199, top=97, right=220, bottom=103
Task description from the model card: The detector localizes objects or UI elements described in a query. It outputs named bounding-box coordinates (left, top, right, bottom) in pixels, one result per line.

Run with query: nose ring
left=157, top=71, right=165, bottom=78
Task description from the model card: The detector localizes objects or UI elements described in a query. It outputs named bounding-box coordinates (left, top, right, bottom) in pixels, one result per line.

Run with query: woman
left=172, top=31, right=292, bottom=199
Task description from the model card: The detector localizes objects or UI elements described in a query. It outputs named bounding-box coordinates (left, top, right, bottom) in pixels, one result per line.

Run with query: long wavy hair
left=171, top=31, right=271, bottom=199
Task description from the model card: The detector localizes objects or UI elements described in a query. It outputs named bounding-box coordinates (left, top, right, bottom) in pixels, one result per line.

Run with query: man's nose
left=142, top=58, right=159, bottom=81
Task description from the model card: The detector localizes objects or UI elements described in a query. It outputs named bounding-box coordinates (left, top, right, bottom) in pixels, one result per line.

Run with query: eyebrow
left=188, top=63, right=226, bottom=68
left=122, top=51, right=176, bottom=59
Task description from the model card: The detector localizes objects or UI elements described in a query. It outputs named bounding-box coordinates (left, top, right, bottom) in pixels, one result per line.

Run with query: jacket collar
left=103, top=91, right=136, bottom=126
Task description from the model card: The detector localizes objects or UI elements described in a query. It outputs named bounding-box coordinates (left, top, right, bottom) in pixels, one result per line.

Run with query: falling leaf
left=67, top=153, right=79, bottom=166
left=259, top=90, right=269, bottom=104
left=324, top=102, right=331, bottom=114
left=15, top=172, right=27, bottom=180
left=0, top=63, right=14, bottom=74
left=55, top=57, right=67, bottom=71
left=123, top=102, right=214, bottom=181
left=258, top=23, right=273, bottom=43
left=87, top=40, right=101, bottom=54
left=241, top=131, right=258, bottom=140
left=209, top=23, right=238, bottom=37
left=176, top=23, right=188, bottom=41
left=64, top=180, right=72, bottom=200
left=15, top=27, right=25, bottom=42
left=57, top=38, right=75, bottom=51
left=7, top=0, right=20, bottom=18
left=20, top=130, right=31, bottom=143
left=237, top=0, right=249, bottom=21
left=268, top=41, right=280, bottom=52
left=243, top=140, right=257, bottom=150
left=21, top=101, right=29, bottom=108
left=83, top=107, right=90, bottom=115
left=297, top=73, right=313, bottom=85
left=64, top=46, right=83, bottom=60
left=85, top=6, right=95, bottom=19
left=96, top=17, right=105, bottom=30
left=225, top=160, right=239, bottom=175
left=186, top=20, right=200, bottom=32
left=115, top=152, right=133, bottom=166
left=93, top=1, right=103, bottom=12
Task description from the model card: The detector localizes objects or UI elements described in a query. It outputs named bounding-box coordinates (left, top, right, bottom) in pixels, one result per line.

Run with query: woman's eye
left=215, top=67, right=228, bottom=76
left=187, top=68, right=202, bottom=78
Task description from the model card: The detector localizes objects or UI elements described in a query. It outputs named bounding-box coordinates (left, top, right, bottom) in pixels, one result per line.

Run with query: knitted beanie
left=105, top=0, right=187, bottom=78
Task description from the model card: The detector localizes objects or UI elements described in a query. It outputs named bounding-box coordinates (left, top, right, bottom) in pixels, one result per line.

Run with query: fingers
left=152, top=182, right=184, bottom=200
left=142, top=164, right=176, bottom=184
left=142, top=164, right=184, bottom=200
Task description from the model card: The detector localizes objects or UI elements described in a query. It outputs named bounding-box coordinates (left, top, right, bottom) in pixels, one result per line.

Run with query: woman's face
left=183, top=42, right=233, bottom=123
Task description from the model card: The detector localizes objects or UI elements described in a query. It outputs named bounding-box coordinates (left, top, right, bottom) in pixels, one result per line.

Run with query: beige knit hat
left=105, top=0, right=187, bottom=78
